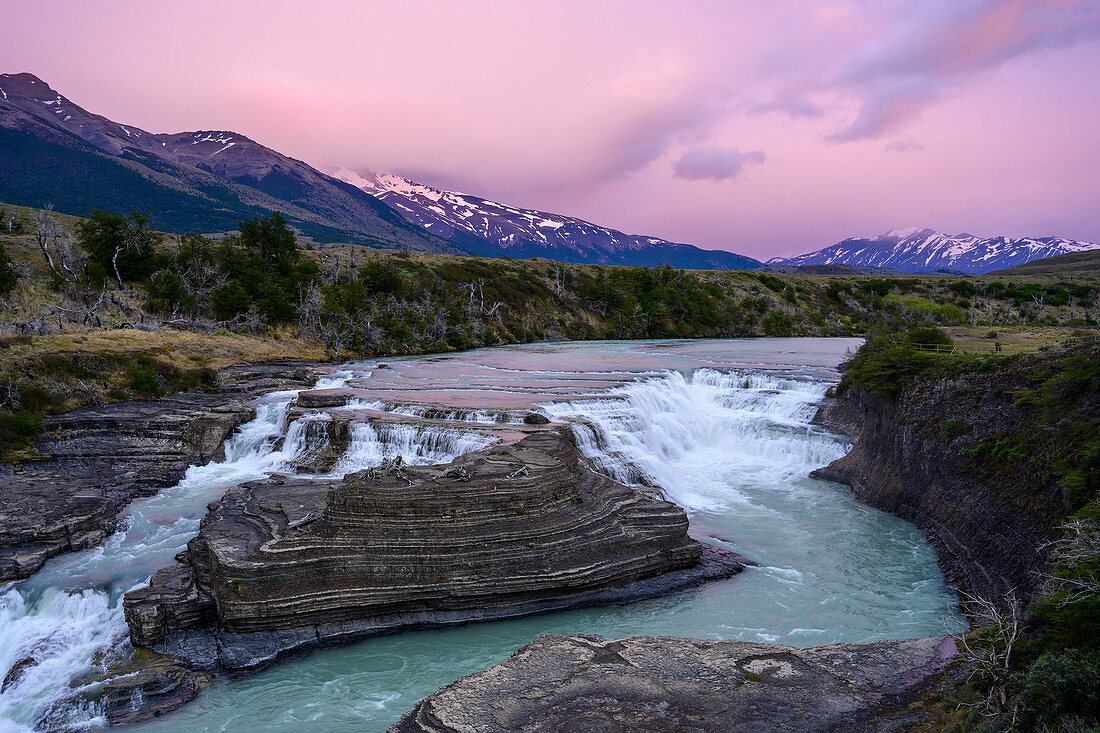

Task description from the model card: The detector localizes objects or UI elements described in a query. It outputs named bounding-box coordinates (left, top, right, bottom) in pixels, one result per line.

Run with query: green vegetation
left=1, top=201, right=1098, bottom=463
left=0, top=346, right=220, bottom=458
left=145, top=213, right=319, bottom=324
left=78, top=210, right=161, bottom=284
left=841, top=335, right=1100, bottom=730
left=0, top=243, right=18, bottom=294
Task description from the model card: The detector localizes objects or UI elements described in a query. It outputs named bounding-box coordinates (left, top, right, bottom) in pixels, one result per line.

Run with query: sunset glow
left=3, top=0, right=1097, bottom=258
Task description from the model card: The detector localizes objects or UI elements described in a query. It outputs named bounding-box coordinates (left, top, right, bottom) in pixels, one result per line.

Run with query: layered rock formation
left=0, top=361, right=319, bottom=581
left=391, top=633, right=961, bottom=733
left=124, top=428, right=744, bottom=672
left=812, top=370, right=1063, bottom=604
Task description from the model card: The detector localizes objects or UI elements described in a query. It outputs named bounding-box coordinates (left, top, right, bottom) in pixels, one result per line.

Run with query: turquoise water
left=0, top=339, right=964, bottom=732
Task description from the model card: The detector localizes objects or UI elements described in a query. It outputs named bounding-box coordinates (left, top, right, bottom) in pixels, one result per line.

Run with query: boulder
left=391, top=633, right=961, bottom=733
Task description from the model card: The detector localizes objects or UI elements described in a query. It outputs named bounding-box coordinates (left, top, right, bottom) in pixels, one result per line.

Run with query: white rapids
left=0, top=338, right=963, bottom=733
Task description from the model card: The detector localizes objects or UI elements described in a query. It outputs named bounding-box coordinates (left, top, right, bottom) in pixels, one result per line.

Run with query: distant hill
left=754, top=263, right=908, bottom=276
left=332, top=170, right=759, bottom=270
left=0, top=73, right=460, bottom=250
left=767, top=227, right=1100, bottom=275
left=987, top=249, right=1100, bottom=277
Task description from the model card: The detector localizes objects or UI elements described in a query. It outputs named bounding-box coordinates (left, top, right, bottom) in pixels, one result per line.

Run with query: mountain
left=0, top=72, right=459, bottom=250
left=331, top=169, right=759, bottom=270
left=767, top=227, right=1100, bottom=275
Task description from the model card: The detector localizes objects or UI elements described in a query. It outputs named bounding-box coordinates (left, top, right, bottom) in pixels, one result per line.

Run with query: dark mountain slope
left=0, top=73, right=460, bottom=250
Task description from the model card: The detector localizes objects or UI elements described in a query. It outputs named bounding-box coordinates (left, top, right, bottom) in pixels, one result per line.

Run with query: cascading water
left=334, top=423, right=497, bottom=474
left=0, top=393, right=300, bottom=731
left=0, top=339, right=965, bottom=733
left=542, top=368, right=846, bottom=511
left=0, top=368, right=505, bottom=731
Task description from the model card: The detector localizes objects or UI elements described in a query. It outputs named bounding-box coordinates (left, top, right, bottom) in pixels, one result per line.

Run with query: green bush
left=127, top=355, right=161, bottom=395
left=1014, top=652, right=1100, bottom=731
left=841, top=339, right=937, bottom=398
left=0, top=408, right=44, bottom=458
left=78, top=210, right=162, bottom=283
left=906, top=326, right=953, bottom=345
left=763, top=312, right=794, bottom=336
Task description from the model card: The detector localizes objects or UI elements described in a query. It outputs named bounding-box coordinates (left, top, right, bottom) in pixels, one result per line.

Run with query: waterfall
left=0, top=392, right=303, bottom=731
left=542, top=368, right=849, bottom=512
left=334, top=422, right=497, bottom=474
left=0, top=365, right=500, bottom=730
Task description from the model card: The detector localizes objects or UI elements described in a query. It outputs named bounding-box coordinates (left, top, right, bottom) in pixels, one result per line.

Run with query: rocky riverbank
left=811, top=361, right=1065, bottom=605
left=0, top=361, right=320, bottom=581
left=391, top=633, right=962, bottom=733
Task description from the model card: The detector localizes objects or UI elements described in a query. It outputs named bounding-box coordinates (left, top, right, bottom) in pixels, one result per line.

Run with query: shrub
left=0, top=408, right=44, bottom=458
left=841, top=339, right=937, bottom=398
left=1014, top=652, right=1100, bottom=731
left=906, top=326, right=953, bottom=346
left=127, top=356, right=161, bottom=395
left=0, top=243, right=18, bottom=294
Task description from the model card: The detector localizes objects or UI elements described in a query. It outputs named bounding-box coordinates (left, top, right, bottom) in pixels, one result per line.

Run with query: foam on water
left=334, top=423, right=497, bottom=474
left=0, top=366, right=505, bottom=731
left=543, top=368, right=844, bottom=511
left=0, top=339, right=963, bottom=733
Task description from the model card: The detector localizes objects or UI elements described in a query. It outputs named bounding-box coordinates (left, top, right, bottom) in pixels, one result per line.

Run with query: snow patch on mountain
left=768, top=228, right=1100, bottom=275
left=328, top=168, right=757, bottom=269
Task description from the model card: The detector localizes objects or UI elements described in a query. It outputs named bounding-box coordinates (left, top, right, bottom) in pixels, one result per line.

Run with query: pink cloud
left=0, top=0, right=1097, bottom=258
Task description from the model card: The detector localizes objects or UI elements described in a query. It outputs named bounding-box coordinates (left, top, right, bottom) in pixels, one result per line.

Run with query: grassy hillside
left=1, top=201, right=1097, bottom=458
left=988, top=249, right=1100, bottom=278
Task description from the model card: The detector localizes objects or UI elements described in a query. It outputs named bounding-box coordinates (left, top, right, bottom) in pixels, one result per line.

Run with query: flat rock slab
left=391, top=633, right=960, bottom=733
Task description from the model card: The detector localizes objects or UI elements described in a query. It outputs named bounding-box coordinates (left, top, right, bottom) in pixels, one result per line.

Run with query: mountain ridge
left=331, top=168, right=760, bottom=270
left=0, top=72, right=461, bottom=251
left=768, top=227, right=1100, bottom=275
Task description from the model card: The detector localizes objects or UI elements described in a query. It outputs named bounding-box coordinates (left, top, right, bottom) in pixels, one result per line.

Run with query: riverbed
left=0, top=338, right=965, bottom=732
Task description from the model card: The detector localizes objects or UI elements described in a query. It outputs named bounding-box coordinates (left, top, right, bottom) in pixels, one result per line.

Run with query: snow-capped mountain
left=332, top=169, right=759, bottom=270
left=0, top=72, right=458, bottom=250
left=767, top=227, right=1100, bottom=275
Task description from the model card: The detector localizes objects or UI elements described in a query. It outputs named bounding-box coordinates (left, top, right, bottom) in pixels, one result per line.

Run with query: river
left=0, top=338, right=965, bottom=732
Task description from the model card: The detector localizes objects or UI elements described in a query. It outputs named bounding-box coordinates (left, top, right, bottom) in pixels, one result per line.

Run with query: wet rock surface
left=391, top=633, right=960, bottom=733
left=123, top=428, right=745, bottom=672
left=0, top=361, right=320, bottom=582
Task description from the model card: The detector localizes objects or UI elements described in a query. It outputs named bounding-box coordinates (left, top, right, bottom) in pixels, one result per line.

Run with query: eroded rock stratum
left=123, top=428, right=743, bottom=674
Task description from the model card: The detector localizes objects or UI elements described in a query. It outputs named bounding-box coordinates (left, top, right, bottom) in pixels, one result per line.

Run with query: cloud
left=673, top=147, right=766, bottom=182
left=827, top=0, right=1100, bottom=142
left=752, top=92, right=825, bottom=119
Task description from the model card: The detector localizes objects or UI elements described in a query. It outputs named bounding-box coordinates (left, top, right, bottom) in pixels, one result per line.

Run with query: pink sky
left=3, top=0, right=1098, bottom=258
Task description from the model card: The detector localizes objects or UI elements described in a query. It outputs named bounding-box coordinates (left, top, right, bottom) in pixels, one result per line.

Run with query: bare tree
left=547, top=266, right=565, bottom=297
left=32, top=206, right=84, bottom=290
left=0, top=381, right=20, bottom=409
left=955, top=589, right=1023, bottom=722
left=33, top=204, right=65, bottom=276
left=297, top=280, right=323, bottom=338
left=1040, top=518, right=1100, bottom=605
left=177, top=260, right=226, bottom=319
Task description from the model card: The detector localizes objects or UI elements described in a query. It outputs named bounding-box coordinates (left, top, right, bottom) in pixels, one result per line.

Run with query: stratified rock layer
left=812, top=371, right=1066, bottom=604
left=391, top=633, right=960, bottom=733
left=0, top=360, right=319, bottom=581
left=124, top=428, right=743, bottom=671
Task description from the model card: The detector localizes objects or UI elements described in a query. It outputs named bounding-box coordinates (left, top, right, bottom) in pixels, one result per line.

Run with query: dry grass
left=0, top=327, right=323, bottom=375
left=945, top=325, right=1099, bottom=355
